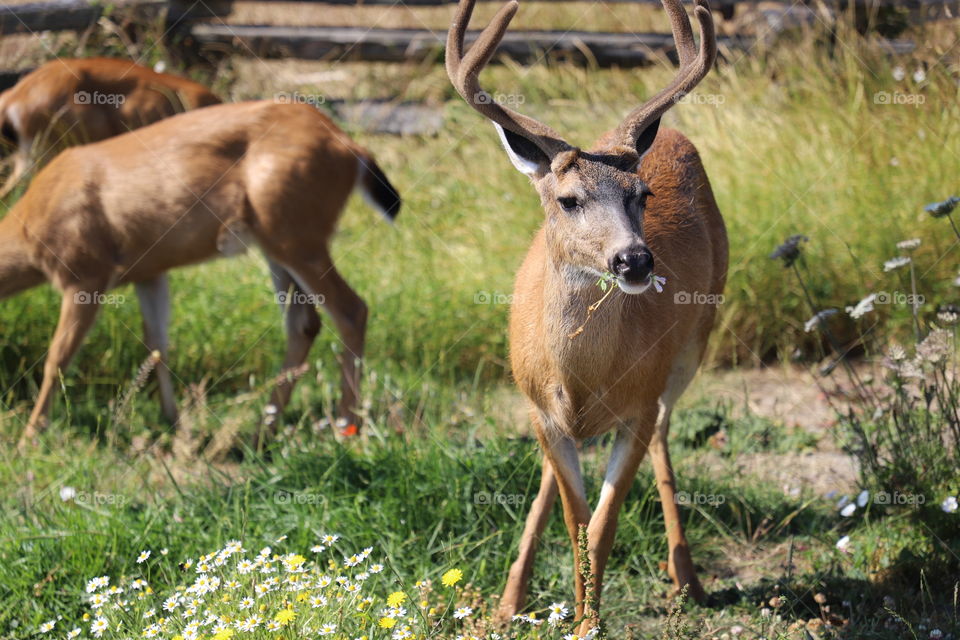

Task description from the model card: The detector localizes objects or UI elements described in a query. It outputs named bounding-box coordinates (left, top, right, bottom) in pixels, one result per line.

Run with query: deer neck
left=541, top=254, right=628, bottom=386
left=0, top=211, right=44, bottom=299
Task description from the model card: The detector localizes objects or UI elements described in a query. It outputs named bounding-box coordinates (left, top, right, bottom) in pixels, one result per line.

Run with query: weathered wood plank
left=0, top=0, right=165, bottom=36
left=188, top=24, right=753, bottom=66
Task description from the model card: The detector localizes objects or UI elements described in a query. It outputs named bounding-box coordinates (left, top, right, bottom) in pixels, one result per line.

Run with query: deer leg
left=649, top=404, right=705, bottom=603
left=254, top=260, right=322, bottom=447
left=134, top=275, right=178, bottom=424
left=0, top=148, right=29, bottom=199
left=497, top=455, right=558, bottom=620
left=579, top=424, right=652, bottom=635
left=281, top=258, right=366, bottom=433
left=537, top=429, right=591, bottom=620
left=20, top=284, right=104, bottom=447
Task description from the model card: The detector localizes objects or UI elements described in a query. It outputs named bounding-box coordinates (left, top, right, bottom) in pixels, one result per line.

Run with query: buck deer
left=447, top=0, right=726, bottom=630
left=0, top=100, right=400, bottom=448
left=0, top=57, right=221, bottom=197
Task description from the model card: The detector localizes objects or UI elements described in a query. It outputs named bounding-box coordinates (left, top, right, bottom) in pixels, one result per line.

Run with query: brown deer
left=0, top=58, right=221, bottom=197
left=0, top=100, right=400, bottom=448
left=446, top=0, right=726, bottom=631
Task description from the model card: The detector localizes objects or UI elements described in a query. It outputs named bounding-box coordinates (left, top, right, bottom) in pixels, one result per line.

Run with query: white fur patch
left=493, top=123, right=541, bottom=176
left=616, top=279, right=651, bottom=295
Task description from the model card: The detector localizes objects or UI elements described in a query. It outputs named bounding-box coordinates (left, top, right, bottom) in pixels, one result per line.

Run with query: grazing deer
left=447, top=0, right=726, bottom=630
left=0, top=100, right=400, bottom=448
left=0, top=57, right=221, bottom=197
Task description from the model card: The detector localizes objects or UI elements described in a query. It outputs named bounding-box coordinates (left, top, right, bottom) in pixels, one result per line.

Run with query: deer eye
left=557, top=196, right=579, bottom=212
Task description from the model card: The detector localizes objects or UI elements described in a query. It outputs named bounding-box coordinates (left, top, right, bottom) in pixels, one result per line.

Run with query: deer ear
left=632, top=117, right=661, bottom=160
left=493, top=123, right=551, bottom=177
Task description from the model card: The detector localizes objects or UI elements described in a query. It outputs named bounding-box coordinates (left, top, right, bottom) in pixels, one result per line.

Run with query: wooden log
left=188, top=24, right=753, bottom=66
left=0, top=0, right=165, bottom=36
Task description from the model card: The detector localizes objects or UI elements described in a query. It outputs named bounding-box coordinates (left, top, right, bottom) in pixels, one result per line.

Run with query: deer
left=446, top=0, right=727, bottom=632
left=0, top=99, right=400, bottom=449
left=0, top=57, right=221, bottom=197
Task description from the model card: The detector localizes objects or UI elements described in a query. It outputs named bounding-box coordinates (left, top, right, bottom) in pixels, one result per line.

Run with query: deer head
left=446, top=0, right=716, bottom=293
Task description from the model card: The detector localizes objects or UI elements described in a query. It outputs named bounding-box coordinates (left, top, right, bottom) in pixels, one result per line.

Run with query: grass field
left=1, top=4, right=959, bottom=639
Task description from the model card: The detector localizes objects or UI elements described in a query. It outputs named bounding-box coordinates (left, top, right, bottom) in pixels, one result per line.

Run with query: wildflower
left=67, top=629, right=81, bottom=639
left=318, top=624, right=337, bottom=635
left=90, top=617, right=108, bottom=638
left=770, top=234, right=808, bottom=268
left=60, top=486, right=77, bottom=501
left=917, top=329, right=952, bottom=363
left=937, top=310, right=958, bottom=326
left=441, top=568, right=463, bottom=587
left=86, top=576, right=109, bottom=594
left=896, top=238, right=921, bottom=251
left=239, top=597, right=254, bottom=610
left=547, top=602, right=569, bottom=626
left=930, top=630, right=944, bottom=639
left=805, top=308, right=838, bottom=332
left=846, top=294, right=877, bottom=320
left=942, top=496, right=958, bottom=513
left=370, top=564, right=384, bottom=573
left=380, top=618, right=397, bottom=629
left=883, top=256, right=911, bottom=272
left=39, top=620, right=56, bottom=633
left=265, top=621, right=281, bottom=632
left=310, top=595, right=328, bottom=608
left=925, top=196, right=960, bottom=218
left=137, top=550, right=151, bottom=564
left=320, top=534, right=340, bottom=545
left=651, top=274, right=666, bottom=293
left=453, top=607, right=473, bottom=619
left=311, top=545, right=326, bottom=553
left=387, top=591, right=407, bottom=607
left=212, top=629, right=234, bottom=640
left=836, top=535, right=852, bottom=553
left=274, top=608, right=296, bottom=625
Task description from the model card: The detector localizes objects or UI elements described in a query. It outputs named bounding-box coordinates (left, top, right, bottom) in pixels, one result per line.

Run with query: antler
left=446, top=0, right=571, bottom=159
left=614, top=0, right=717, bottom=149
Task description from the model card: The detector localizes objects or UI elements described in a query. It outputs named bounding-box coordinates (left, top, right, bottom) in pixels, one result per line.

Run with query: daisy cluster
left=37, top=537, right=588, bottom=640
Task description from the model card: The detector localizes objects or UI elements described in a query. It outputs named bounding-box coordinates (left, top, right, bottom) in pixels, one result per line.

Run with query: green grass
left=1, top=13, right=959, bottom=640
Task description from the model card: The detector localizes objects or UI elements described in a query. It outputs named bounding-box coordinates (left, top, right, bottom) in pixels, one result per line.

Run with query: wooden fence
left=0, top=0, right=954, bottom=74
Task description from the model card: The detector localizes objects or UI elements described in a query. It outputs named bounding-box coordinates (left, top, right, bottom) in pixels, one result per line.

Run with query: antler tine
left=662, top=0, right=697, bottom=66
left=615, top=0, right=717, bottom=149
left=446, top=0, right=570, bottom=158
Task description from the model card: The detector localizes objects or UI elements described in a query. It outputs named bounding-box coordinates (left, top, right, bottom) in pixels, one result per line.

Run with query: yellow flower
left=172, top=636, right=184, bottom=640
left=387, top=592, right=407, bottom=607
left=212, top=629, right=234, bottom=640
left=441, top=569, right=462, bottom=587
left=420, top=600, right=429, bottom=608
left=275, top=609, right=296, bottom=626
left=221, top=594, right=231, bottom=603
left=379, top=618, right=397, bottom=629
left=428, top=608, right=437, bottom=616
left=296, top=593, right=308, bottom=603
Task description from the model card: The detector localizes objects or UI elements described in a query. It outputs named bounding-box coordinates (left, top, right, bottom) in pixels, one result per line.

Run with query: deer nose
left=610, top=247, right=654, bottom=284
